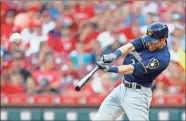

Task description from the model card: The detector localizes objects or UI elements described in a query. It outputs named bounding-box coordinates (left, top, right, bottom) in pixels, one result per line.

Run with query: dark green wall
left=1, top=107, right=185, bottom=121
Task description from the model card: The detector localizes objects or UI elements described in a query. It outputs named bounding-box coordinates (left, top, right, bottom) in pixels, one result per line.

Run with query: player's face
left=146, top=42, right=158, bottom=51
left=146, top=39, right=166, bottom=51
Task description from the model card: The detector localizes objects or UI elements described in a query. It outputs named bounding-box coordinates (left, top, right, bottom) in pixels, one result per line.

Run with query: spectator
left=48, top=1, right=61, bottom=19
left=141, top=1, right=158, bottom=15
left=168, top=24, right=185, bottom=51
left=1, top=1, right=8, bottom=24
left=154, top=60, right=185, bottom=96
left=7, top=32, right=26, bottom=53
left=62, top=3, right=77, bottom=32
left=47, top=18, right=63, bottom=52
left=75, top=1, right=94, bottom=24
left=41, top=10, right=55, bottom=35
left=153, top=77, right=169, bottom=96
left=61, top=26, right=76, bottom=54
left=25, top=41, right=52, bottom=71
left=119, top=19, right=142, bottom=42
left=103, top=38, right=123, bottom=54
left=69, top=41, right=92, bottom=69
left=145, top=12, right=160, bottom=25
left=26, top=77, right=38, bottom=94
left=168, top=24, right=185, bottom=71
left=38, top=42, right=53, bottom=68
left=11, top=50, right=31, bottom=83
left=91, top=72, right=116, bottom=96
left=60, top=60, right=80, bottom=94
left=32, top=52, right=61, bottom=94
left=79, top=21, right=100, bottom=52
left=124, top=2, right=146, bottom=27
left=1, top=11, right=15, bottom=45
left=97, top=18, right=126, bottom=50
left=26, top=20, right=48, bottom=56
left=1, top=72, right=25, bottom=94
left=165, top=61, right=185, bottom=95
left=20, top=21, right=35, bottom=46
left=0, top=62, right=11, bottom=84
left=1, top=74, right=8, bottom=94
left=90, top=41, right=103, bottom=64
left=90, top=2, right=108, bottom=31
left=14, top=2, right=41, bottom=29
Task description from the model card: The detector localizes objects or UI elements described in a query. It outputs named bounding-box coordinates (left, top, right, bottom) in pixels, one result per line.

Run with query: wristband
left=108, top=66, right=119, bottom=73
left=114, top=50, right=122, bottom=58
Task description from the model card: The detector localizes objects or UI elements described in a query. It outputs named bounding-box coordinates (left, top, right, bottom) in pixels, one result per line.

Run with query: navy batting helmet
left=142, top=22, right=169, bottom=43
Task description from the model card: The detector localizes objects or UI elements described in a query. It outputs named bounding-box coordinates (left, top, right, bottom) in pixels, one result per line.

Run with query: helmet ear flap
left=163, top=24, right=169, bottom=38
left=159, top=30, right=164, bottom=39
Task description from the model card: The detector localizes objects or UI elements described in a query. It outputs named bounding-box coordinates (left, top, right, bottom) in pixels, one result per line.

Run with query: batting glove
left=101, top=53, right=116, bottom=63
left=96, top=61, right=109, bottom=72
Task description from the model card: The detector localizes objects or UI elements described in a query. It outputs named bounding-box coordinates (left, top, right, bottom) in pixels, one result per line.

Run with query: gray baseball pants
left=93, top=81, right=152, bottom=121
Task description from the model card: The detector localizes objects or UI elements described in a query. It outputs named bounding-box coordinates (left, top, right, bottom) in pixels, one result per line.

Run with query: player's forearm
left=107, top=65, right=134, bottom=75
left=117, top=65, right=134, bottom=74
left=114, top=43, right=135, bottom=58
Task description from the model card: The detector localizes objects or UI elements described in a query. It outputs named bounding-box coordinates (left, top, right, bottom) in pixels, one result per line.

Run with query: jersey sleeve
left=130, top=37, right=146, bottom=51
left=132, top=57, right=168, bottom=77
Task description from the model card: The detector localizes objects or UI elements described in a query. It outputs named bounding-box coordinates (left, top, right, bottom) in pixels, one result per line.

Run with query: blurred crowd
left=1, top=1, right=185, bottom=97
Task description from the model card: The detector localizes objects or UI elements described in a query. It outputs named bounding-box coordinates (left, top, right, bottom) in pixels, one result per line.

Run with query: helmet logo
left=147, top=30, right=153, bottom=36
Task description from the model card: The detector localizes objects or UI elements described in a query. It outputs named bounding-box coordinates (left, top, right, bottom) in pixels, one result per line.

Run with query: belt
left=123, top=81, right=142, bottom=89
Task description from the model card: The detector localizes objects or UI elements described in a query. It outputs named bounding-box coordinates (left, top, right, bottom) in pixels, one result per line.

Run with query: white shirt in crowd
left=96, top=31, right=127, bottom=50
left=25, top=33, right=48, bottom=56
left=42, top=21, right=55, bottom=35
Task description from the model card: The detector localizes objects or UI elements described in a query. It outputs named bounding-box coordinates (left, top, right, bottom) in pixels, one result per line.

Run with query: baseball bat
left=75, top=66, right=99, bottom=91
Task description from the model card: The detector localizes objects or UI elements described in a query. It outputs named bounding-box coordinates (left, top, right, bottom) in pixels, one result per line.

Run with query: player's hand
left=101, top=53, right=116, bottom=63
left=96, top=61, right=109, bottom=72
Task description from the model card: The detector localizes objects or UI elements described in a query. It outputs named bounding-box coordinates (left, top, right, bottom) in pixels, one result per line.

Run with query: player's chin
left=148, top=48, right=156, bottom=51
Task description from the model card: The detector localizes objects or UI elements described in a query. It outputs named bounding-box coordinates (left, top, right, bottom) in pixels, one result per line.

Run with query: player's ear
left=161, top=38, right=167, bottom=45
left=160, top=38, right=165, bottom=43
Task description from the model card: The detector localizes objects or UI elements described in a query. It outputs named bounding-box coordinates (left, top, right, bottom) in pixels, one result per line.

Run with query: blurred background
left=1, top=0, right=185, bottom=121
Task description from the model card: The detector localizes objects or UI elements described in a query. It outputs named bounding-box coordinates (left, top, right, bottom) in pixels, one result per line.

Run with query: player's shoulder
left=130, top=37, right=146, bottom=50
left=154, top=46, right=170, bottom=60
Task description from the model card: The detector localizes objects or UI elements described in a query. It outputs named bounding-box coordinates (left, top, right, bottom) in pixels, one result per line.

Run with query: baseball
left=9, top=32, right=22, bottom=42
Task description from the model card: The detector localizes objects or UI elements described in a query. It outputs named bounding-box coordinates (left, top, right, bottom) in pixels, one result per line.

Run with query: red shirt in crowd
left=1, top=23, right=13, bottom=45
left=62, top=12, right=78, bottom=33
left=61, top=37, right=76, bottom=54
left=84, top=31, right=100, bottom=44
left=83, top=31, right=100, bottom=52
left=1, top=82, right=25, bottom=94
left=63, top=70, right=80, bottom=80
left=1, top=1, right=8, bottom=24
left=32, top=69, right=61, bottom=86
left=75, top=4, right=94, bottom=20
left=47, top=34, right=63, bottom=52
left=47, top=34, right=76, bottom=54
left=119, top=27, right=138, bottom=42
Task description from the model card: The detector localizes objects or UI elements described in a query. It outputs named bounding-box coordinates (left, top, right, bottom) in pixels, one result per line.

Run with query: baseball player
left=93, top=22, right=170, bottom=121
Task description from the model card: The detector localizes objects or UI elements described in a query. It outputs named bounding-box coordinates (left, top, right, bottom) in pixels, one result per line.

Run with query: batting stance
left=93, top=22, right=170, bottom=121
